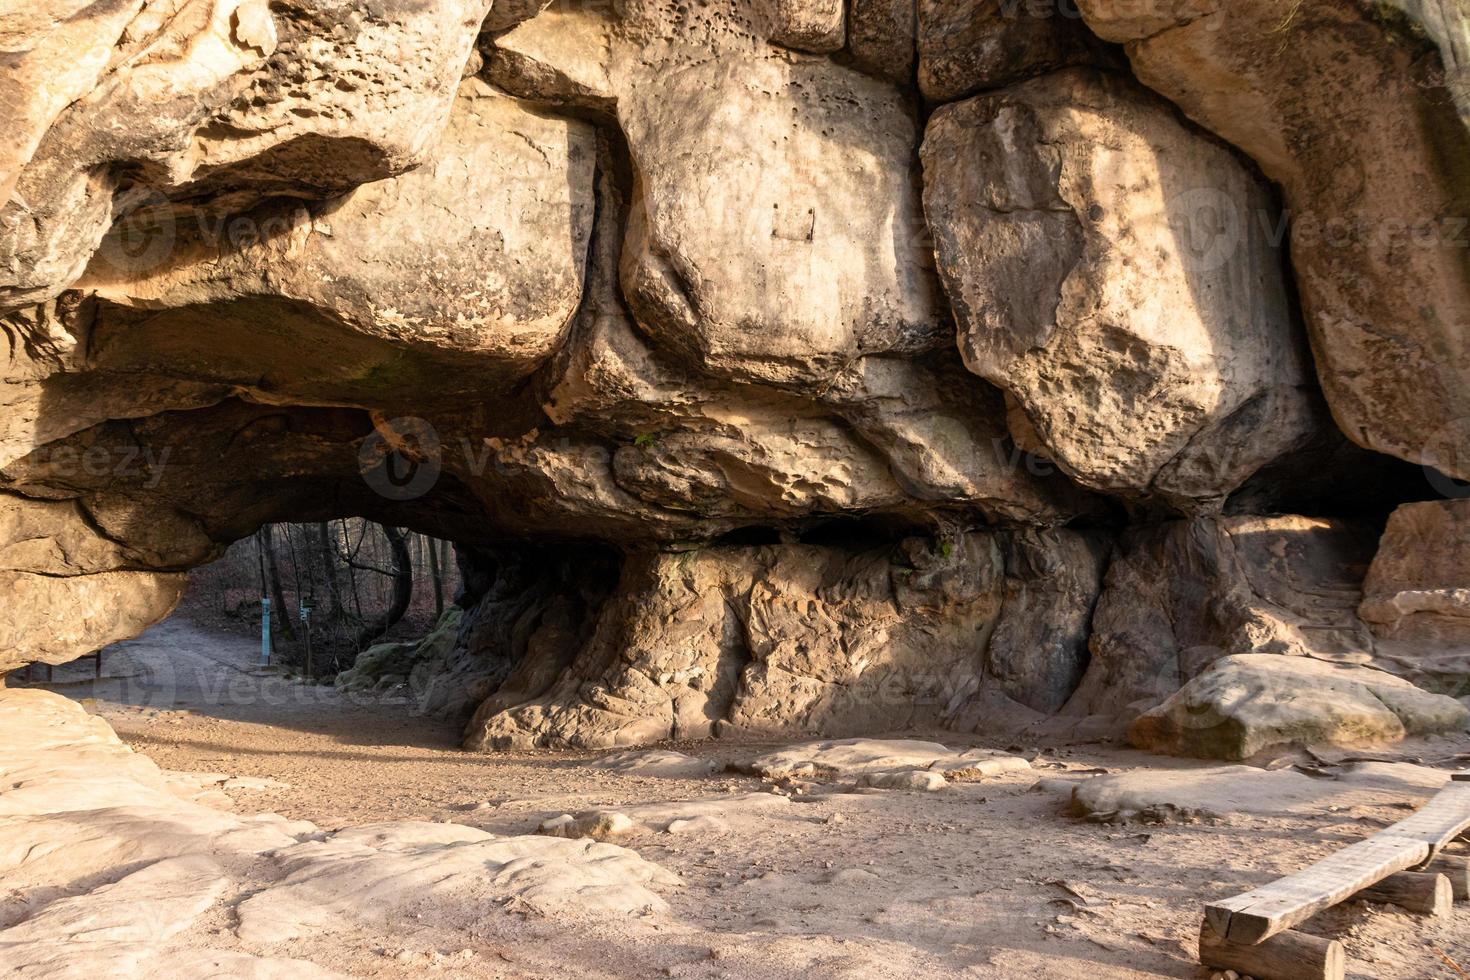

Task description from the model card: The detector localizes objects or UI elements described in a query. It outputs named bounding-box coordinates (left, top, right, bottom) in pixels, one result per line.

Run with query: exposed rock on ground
left=537, top=792, right=791, bottom=839
left=589, top=749, right=721, bottom=779
left=745, top=738, right=1029, bottom=785
left=0, top=686, right=679, bottom=974
left=1064, top=760, right=1459, bottom=822
left=1128, top=655, right=1470, bottom=760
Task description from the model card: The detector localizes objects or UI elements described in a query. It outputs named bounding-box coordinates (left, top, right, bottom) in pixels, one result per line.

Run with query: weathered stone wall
left=2, top=0, right=1467, bottom=758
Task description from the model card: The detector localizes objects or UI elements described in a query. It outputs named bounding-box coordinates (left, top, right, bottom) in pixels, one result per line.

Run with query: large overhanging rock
left=1065, top=515, right=1382, bottom=717
left=466, top=530, right=1106, bottom=750
left=0, top=492, right=202, bottom=671
left=0, top=569, right=185, bottom=672
left=0, top=0, right=492, bottom=315
left=491, top=2, right=947, bottom=388
left=922, top=68, right=1319, bottom=508
left=71, top=79, right=597, bottom=408
left=1076, top=0, right=1470, bottom=482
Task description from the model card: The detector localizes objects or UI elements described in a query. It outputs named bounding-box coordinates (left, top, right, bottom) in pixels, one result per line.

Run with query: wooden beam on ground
left=1198, top=922, right=1344, bottom=980
left=1206, top=780, right=1470, bottom=944
left=1383, top=783, right=1470, bottom=856
left=1421, top=854, right=1470, bottom=900
left=1205, top=835, right=1428, bottom=944
left=1355, top=870, right=1452, bottom=916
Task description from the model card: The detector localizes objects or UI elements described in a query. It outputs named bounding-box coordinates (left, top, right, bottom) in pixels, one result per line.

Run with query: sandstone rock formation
left=1361, top=500, right=1470, bottom=650
left=923, top=68, right=1317, bottom=507
left=1076, top=0, right=1470, bottom=482
left=1128, top=654, right=1470, bottom=760
left=0, top=688, right=678, bottom=971
left=745, top=738, right=1030, bottom=783
left=1065, top=760, right=1458, bottom=822
left=1, top=0, right=1467, bottom=761
left=917, top=0, right=1101, bottom=102
left=1065, top=516, right=1382, bottom=717
left=465, top=531, right=1103, bottom=750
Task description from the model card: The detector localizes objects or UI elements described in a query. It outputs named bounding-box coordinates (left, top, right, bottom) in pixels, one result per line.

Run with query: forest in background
left=178, top=521, right=460, bottom=677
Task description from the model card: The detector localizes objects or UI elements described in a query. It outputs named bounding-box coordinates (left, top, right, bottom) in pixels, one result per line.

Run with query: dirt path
left=24, top=620, right=1470, bottom=979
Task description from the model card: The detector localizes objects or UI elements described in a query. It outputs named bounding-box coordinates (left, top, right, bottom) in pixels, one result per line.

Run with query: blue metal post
left=260, top=597, right=272, bottom=666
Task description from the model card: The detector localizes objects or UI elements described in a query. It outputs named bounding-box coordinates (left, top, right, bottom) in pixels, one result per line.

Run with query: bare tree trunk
left=261, top=525, right=295, bottom=641
left=351, top=526, right=414, bottom=649
left=340, top=520, right=365, bottom=640
left=428, top=535, right=445, bottom=616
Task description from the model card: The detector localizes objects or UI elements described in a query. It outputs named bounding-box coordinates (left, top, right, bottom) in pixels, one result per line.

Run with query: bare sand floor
left=24, top=619, right=1470, bottom=979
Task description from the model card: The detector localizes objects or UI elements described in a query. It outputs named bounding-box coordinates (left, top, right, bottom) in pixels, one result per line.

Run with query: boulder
left=1128, top=655, right=1470, bottom=760
left=922, top=68, right=1318, bottom=507
left=0, top=0, right=492, bottom=315
left=1361, top=499, right=1470, bottom=646
left=76, top=79, right=598, bottom=406
left=917, top=0, right=1099, bottom=102
left=0, top=570, right=185, bottom=672
left=755, top=0, right=846, bottom=52
left=1076, top=0, right=1470, bottom=482
left=848, top=0, right=916, bottom=82
left=491, top=5, right=947, bottom=388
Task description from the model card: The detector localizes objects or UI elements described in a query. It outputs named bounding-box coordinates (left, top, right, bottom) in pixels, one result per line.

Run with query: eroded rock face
left=1, top=0, right=493, bottom=315
left=917, top=0, right=1100, bottom=102
left=77, top=79, right=598, bottom=404
left=0, top=0, right=1464, bottom=755
left=1066, top=516, right=1382, bottom=717
left=466, top=530, right=1104, bottom=749
left=1361, top=500, right=1470, bottom=646
left=1076, top=0, right=1470, bottom=481
left=923, top=69, right=1318, bottom=507
left=493, top=2, right=946, bottom=388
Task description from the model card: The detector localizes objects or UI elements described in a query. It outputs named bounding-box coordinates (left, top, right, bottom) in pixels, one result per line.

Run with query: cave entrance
left=13, top=520, right=468, bottom=740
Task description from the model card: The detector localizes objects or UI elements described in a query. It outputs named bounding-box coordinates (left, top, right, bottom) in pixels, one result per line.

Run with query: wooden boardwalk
left=1199, top=773, right=1470, bottom=979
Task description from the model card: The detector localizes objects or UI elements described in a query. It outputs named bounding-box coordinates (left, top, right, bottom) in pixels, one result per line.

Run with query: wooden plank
left=1198, top=922, right=1345, bottom=980
left=1355, top=871, right=1452, bottom=916
left=1207, top=779, right=1470, bottom=944
left=1383, top=783, right=1470, bottom=854
left=1208, top=835, right=1428, bottom=944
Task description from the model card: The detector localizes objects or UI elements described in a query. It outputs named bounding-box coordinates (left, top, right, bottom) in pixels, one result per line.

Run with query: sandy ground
left=22, top=618, right=1470, bottom=979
